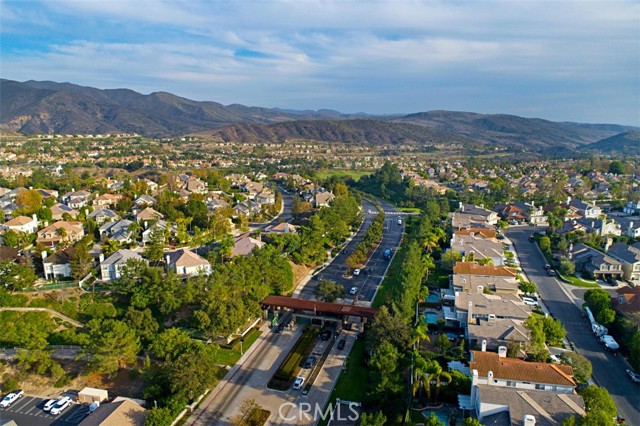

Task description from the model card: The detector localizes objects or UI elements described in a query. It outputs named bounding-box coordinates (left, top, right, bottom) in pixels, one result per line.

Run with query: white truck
left=584, top=306, right=608, bottom=337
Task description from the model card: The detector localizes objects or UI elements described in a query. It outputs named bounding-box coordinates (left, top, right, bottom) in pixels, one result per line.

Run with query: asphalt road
left=298, top=198, right=405, bottom=303
left=506, top=226, right=640, bottom=423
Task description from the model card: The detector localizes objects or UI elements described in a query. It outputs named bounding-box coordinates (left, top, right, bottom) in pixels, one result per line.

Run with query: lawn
left=315, top=170, right=371, bottom=182
left=317, top=339, right=368, bottom=426
left=213, top=328, right=263, bottom=366
left=557, top=273, right=599, bottom=288
left=372, top=247, right=405, bottom=308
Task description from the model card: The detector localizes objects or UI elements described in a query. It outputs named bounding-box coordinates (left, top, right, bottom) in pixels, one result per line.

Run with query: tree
left=424, top=360, right=452, bottom=403
left=366, top=306, right=411, bottom=353
left=2, top=230, right=18, bottom=248
left=462, top=418, right=483, bottom=426
left=360, top=411, right=386, bottom=426
left=539, top=236, right=551, bottom=253
left=168, top=342, right=219, bottom=400
left=441, top=250, right=462, bottom=269
left=435, top=333, right=452, bottom=354
left=369, top=341, right=403, bottom=396
left=71, top=244, right=93, bottom=281
left=230, top=399, right=267, bottom=426
left=424, top=412, right=445, bottom=426
left=86, top=319, right=141, bottom=375
left=145, top=407, right=174, bottom=426
left=559, top=257, right=575, bottom=276
left=561, top=417, right=578, bottom=426
left=629, top=329, right=640, bottom=368
left=124, top=307, right=159, bottom=342
left=0, top=261, right=36, bottom=290
left=519, top=281, right=537, bottom=295
left=542, top=316, right=566, bottom=344
left=315, top=280, right=345, bottom=302
left=579, top=385, right=617, bottom=420
left=608, top=160, right=626, bottom=175
left=15, top=189, right=43, bottom=215
left=560, top=352, right=592, bottom=383
left=584, top=289, right=616, bottom=325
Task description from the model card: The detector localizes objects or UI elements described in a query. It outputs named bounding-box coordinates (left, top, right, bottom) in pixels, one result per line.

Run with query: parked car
left=529, top=235, right=535, bottom=242
left=547, top=269, right=557, bottom=276
left=337, top=339, right=346, bottom=350
left=321, top=330, right=332, bottom=341
left=549, top=354, right=561, bottom=364
left=349, top=286, right=358, bottom=295
left=353, top=269, right=361, bottom=276
left=303, top=356, right=317, bottom=369
left=522, top=296, right=539, bottom=306
left=0, top=390, right=24, bottom=408
left=606, top=278, right=619, bottom=287
left=293, top=377, right=305, bottom=390
left=50, top=396, right=72, bottom=415
left=626, top=369, right=640, bottom=383
left=397, top=218, right=402, bottom=225
left=43, top=398, right=59, bottom=412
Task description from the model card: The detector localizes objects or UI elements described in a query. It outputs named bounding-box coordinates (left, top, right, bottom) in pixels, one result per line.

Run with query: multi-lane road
left=507, top=226, right=640, bottom=423
left=299, top=198, right=405, bottom=303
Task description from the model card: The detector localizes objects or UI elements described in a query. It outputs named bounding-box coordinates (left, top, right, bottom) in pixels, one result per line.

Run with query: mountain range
left=1, top=79, right=637, bottom=154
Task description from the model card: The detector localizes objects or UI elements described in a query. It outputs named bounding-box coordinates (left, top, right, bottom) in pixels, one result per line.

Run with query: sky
left=1, top=0, right=639, bottom=125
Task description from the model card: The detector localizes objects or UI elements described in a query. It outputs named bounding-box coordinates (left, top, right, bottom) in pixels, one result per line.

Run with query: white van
left=397, top=218, right=402, bottom=225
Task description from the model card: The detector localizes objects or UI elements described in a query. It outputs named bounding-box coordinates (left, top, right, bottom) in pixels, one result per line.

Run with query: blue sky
left=1, top=0, right=638, bottom=125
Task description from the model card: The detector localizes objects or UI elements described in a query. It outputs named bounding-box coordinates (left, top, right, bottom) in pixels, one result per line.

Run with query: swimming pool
left=425, top=293, right=441, bottom=303
left=424, top=312, right=439, bottom=324
left=422, top=406, right=454, bottom=425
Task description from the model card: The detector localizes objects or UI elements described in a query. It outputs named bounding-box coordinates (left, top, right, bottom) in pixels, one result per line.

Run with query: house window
left=535, top=384, right=545, bottom=390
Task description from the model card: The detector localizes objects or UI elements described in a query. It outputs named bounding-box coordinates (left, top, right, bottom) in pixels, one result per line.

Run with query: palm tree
left=411, top=320, right=430, bottom=349
left=425, top=360, right=452, bottom=404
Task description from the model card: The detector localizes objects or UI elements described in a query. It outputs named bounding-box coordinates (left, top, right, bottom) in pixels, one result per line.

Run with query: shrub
left=1, top=376, right=19, bottom=392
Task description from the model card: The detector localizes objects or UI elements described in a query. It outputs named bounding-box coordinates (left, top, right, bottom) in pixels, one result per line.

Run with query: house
left=450, top=234, right=506, bottom=266
left=623, top=200, right=640, bottom=215
left=264, top=222, right=297, bottom=234
left=314, top=191, right=335, bottom=208
left=177, top=175, right=208, bottom=194
left=607, top=242, right=640, bottom=282
left=141, top=220, right=176, bottom=245
left=206, top=197, right=229, bottom=212
left=575, top=218, right=621, bottom=237
left=232, top=234, right=266, bottom=257
left=134, top=195, right=156, bottom=208
left=100, top=219, right=134, bottom=243
left=1, top=215, right=39, bottom=234
left=612, top=287, right=640, bottom=322
left=0, top=201, right=19, bottom=220
left=92, top=193, right=122, bottom=208
left=455, top=291, right=533, bottom=328
left=452, top=274, right=520, bottom=294
left=467, top=318, right=530, bottom=352
left=469, top=350, right=577, bottom=393
left=100, top=249, right=145, bottom=281
left=453, top=262, right=517, bottom=278
left=88, top=208, right=120, bottom=225
left=36, top=221, right=85, bottom=247
left=494, top=202, right=547, bottom=225
left=43, top=247, right=76, bottom=280
left=36, top=188, right=59, bottom=200
left=569, top=243, right=623, bottom=280
left=568, top=198, right=601, bottom=219
left=613, top=216, right=640, bottom=238
left=452, top=228, right=497, bottom=242
left=77, top=399, right=146, bottom=426
left=472, top=385, right=585, bottom=426
left=135, top=207, right=164, bottom=224
left=0, top=246, right=31, bottom=266
left=62, top=189, right=92, bottom=208
left=451, top=203, right=499, bottom=229
left=50, top=203, right=79, bottom=220
left=164, top=248, right=211, bottom=276
left=255, top=189, right=276, bottom=205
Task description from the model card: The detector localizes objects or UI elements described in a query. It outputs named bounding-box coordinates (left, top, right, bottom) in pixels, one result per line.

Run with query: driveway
left=506, top=226, right=640, bottom=422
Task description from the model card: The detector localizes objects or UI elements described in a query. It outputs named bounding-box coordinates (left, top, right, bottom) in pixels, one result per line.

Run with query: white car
left=353, top=269, right=361, bottom=276
left=43, top=398, right=59, bottom=412
left=349, top=287, right=358, bottom=295
left=293, top=377, right=305, bottom=390
left=522, top=297, right=539, bottom=306
left=0, top=390, right=24, bottom=408
left=50, top=396, right=72, bottom=415
left=549, top=354, right=561, bottom=364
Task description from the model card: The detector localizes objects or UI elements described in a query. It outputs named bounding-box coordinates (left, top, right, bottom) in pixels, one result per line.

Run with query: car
left=549, top=354, right=561, bottom=364
left=43, top=398, right=59, bottom=412
left=397, top=218, right=402, bottom=225
left=529, top=235, right=535, bottom=242
left=293, top=377, right=305, bottom=390
left=337, top=339, right=346, bottom=350
left=50, top=396, right=72, bottom=415
left=547, top=269, right=556, bottom=276
left=497, top=234, right=505, bottom=240
left=606, top=278, right=618, bottom=286
left=522, top=297, right=539, bottom=306
left=0, top=390, right=24, bottom=408
left=544, top=264, right=551, bottom=270
left=349, top=286, right=358, bottom=295
left=353, top=269, right=361, bottom=276
left=303, top=356, right=317, bottom=369
left=321, top=330, right=332, bottom=341
left=626, top=369, right=640, bottom=383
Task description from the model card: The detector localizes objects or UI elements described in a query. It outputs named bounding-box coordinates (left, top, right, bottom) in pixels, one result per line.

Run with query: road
left=506, top=226, right=640, bottom=422
left=299, top=198, right=405, bottom=303
left=250, top=186, right=294, bottom=230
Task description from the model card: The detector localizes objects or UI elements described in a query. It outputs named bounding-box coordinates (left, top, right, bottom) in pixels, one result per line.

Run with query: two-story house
left=88, top=208, right=120, bottom=225
left=92, top=193, right=122, bottom=208
left=450, top=233, right=506, bottom=266
left=451, top=203, right=499, bottom=230
left=62, top=189, right=92, bottom=209
left=1, top=215, right=39, bottom=234
left=50, top=203, right=78, bottom=221
left=569, top=243, right=623, bottom=280
left=36, top=221, right=85, bottom=247
left=613, top=287, right=640, bottom=322
left=100, top=249, right=145, bottom=281
left=43, top=247, right=76, bottom=280
left=623, top=200, right=640, bottom=215
left=568, top=198, right=601, bottom=219
left=607, top=242, right=640, bottom=282
left=99, top=219, right=134, bottom=243
left=164, top=248, right=211, bottom=276
left=493, top=202, right=547, bottom=225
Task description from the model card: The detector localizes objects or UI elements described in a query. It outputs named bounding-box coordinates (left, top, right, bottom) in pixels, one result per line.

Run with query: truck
left=585, top=306, right=608, bottom=337
left=600, top=335, right=620, bottom=352
left=383, top=248, right=392, bottom=260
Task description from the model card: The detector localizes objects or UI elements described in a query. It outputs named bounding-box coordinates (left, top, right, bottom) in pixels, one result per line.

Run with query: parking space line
left=24, top=403, right=40, bottom=415
left=9, top=396, right=35, bottom=412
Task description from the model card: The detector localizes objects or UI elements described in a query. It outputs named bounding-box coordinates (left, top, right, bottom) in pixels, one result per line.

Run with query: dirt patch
left=1, top=359, right=145, bottom=399
left=288, top=261, right=312, bottom=294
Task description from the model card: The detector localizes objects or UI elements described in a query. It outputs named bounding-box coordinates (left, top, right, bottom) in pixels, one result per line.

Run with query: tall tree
left=86, top=319, right=141, bottom=375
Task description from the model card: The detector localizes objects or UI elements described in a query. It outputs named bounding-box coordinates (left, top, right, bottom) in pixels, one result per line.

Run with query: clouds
left=1, top=0, right=638, bottom=124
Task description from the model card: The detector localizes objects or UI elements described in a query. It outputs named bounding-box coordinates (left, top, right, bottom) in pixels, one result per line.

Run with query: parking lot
left=0, top=394, right=89, bottom=426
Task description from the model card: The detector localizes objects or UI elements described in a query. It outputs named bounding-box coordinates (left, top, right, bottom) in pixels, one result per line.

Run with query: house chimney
left=524, top=415, right=536, bottom=426
left=71, top=187, right=75, bottom=193
left=459, top=202, right=464, bottom=212
left=41, top=250, right=47, bottom=260
left=488, top=314, right=496, bottom=324
left=477, top=285, right=484, bottom=294
left=481, top=340, right=487, bottom=352
left=567, top=196, right=572, bottom=204
left=467, top=301, right=473, bottom=324
left=531, top=200, right=535, bottom=207
left=498, top=346, right=507, bottom=358
left=165, top=254, right=170, bottom=266
left=99, top=253, right=105, bottom=263
left=32, top=213, right=38, bottom=222
left=487, top=370, right=494, bottom=385
left=604, top=237, right=613, bottom=252
left=470, top=369, right=479, bottom=402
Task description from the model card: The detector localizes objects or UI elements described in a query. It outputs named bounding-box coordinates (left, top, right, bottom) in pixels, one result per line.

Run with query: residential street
left=506, top=226, right=640, bottom=423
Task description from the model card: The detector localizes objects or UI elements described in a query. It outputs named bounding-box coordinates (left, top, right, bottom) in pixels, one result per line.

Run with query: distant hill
left=1, top=79, right=637, bottom=153
left=191, top=119, right=483, bottom=147
left=583, top=131, right=640, bottom=154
